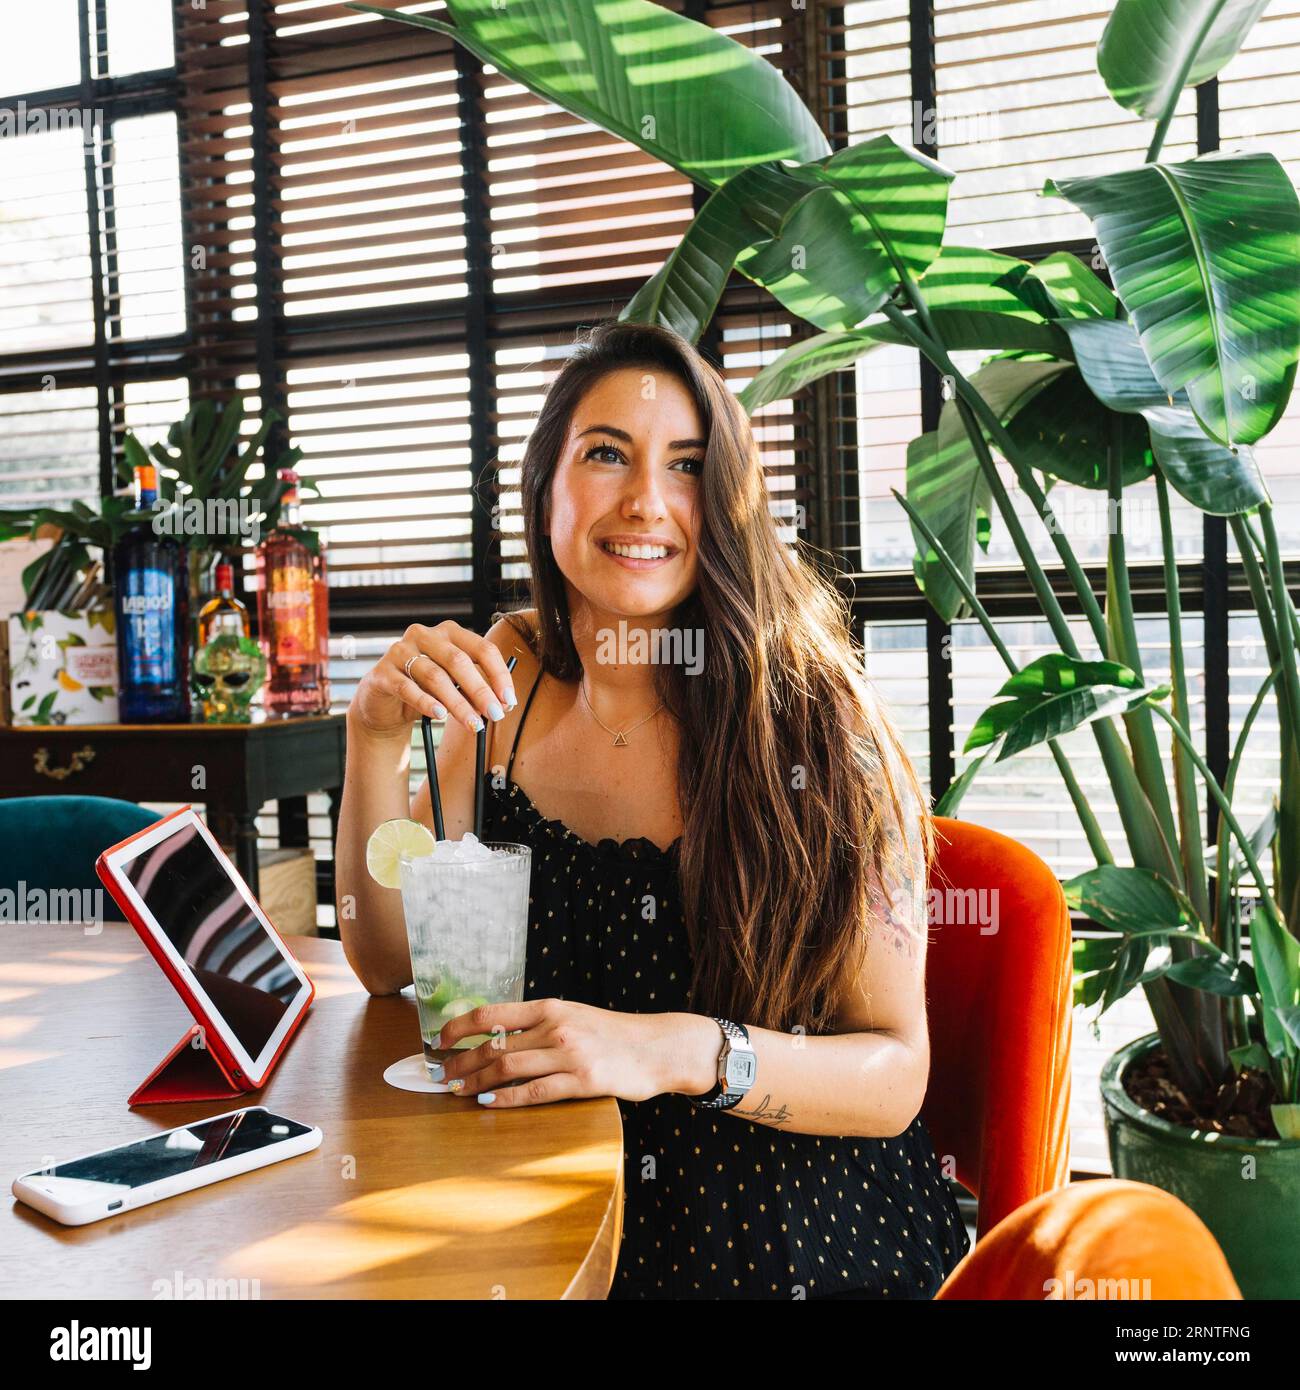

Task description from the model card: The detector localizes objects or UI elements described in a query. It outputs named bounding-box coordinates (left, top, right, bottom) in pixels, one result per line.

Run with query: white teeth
left=604, top=542, right=670, bottom=559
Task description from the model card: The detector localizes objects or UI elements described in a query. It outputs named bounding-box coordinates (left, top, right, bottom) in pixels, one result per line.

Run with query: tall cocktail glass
left=397, top=839, right=531, bottom=1079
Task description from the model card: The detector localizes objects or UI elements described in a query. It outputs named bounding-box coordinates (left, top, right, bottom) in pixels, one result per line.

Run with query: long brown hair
left=502, top=320, right=932, bottom=1035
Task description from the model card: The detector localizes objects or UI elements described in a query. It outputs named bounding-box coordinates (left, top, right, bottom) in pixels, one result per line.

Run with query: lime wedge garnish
left=365, top=817, right=436, bottom=889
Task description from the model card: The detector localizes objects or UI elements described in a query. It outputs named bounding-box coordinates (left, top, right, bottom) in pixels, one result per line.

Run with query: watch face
left=726, top=1053, right=757, bottom=1087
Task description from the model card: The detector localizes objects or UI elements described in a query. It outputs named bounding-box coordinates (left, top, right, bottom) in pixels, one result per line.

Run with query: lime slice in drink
left=439, top=994, right=494, bottom=1049
left=442, top=995, right=489, bottom=1018
left=365, top=817, right=436, bottom=889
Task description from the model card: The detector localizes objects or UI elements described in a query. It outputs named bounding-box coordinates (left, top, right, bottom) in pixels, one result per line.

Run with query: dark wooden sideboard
left=0, top=715, right=346, bottom=903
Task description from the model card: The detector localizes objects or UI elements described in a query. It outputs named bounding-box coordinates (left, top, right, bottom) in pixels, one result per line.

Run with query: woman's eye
left=674, top=457, right=703, bottom=476
left=586, top=444, right=624, bottom=463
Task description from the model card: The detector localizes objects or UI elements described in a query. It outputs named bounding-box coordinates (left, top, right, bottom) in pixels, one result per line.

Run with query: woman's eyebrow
left=577, top=423, right=706, bottom=449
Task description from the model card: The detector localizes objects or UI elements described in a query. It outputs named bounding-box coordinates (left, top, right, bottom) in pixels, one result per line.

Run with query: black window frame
left=0, top=0, right=184, bottom=502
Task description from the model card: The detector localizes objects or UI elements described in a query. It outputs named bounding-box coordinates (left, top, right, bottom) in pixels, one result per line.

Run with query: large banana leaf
left=1004, top=367, right=1153, bottom=490
left=1074, top=936, right=1126, bottom=1008
left=907, top=359, right=1084, bottom=624
left=736, top=330, right=887, bottom=414
left=1049, top=152, right=1300, bottom=446
left=731, top=135, right=953, bottom=333
left=736, top=313, right=1067, bottom=415
left=736, top=244, right=1072, bottom=413
left=351, top=1, right=828, bottom=190
left=912, top=245, right=1037, bottom=313
left=624, top=136, right=953, bottom=339
left=908, top=358, right=1152, bottom=622
left=885, top=311, right=1069, bottom=356
left=889, top=245, right=1073, bottom=351
left=1064, top=864, right=1191, bottom=934
left=1160, top=951, right=1259, bottom=996
left=620, top=160, right=826, bottom=341
left=966, top=654, right=1167, bottom=762
left=737, top=323, right=1068, bottom=417
left=905, top=426, right=992, bottom=626
left=975, top=681, right=1167, bottom=763
left=905, top=429, right=989, bottom=624
left=1001, top=251, right=1120, bottom=321
left=1098, top=0, right=1273, bottom=121
left=1059, top=315, right=1270, bottom=513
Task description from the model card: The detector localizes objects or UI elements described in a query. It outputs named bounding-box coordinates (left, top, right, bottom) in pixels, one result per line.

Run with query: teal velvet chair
left=0, top=795, right=159, bottom=924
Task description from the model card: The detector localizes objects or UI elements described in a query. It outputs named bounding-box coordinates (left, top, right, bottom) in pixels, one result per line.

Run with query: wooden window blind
left=177, top=0, right=259, bottom=404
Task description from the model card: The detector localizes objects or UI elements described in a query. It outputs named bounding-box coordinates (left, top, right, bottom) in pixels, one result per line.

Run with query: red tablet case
left=95, top=805, right=314, bottom=1108
left=128, top=1023, right=247, bottom=1105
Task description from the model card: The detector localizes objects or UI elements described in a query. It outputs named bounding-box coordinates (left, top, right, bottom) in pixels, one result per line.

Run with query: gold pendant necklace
left=580, top=673, right=663, bottom=746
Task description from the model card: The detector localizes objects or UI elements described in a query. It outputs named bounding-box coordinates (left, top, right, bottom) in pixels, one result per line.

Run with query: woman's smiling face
left=544, top=367, right=704, bottom=619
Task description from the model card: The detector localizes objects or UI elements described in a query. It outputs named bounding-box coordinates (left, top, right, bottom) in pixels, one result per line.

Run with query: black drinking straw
left=473, top=654, right=518, bottom=842
left=421, top=713, right=445, bottom=842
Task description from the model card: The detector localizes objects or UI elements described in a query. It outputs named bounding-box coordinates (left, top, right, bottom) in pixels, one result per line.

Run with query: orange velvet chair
left=922, top=817, right=1241, bottom=1299
left=921, top=816, right=1073, bottom=1238
left=935, top=1178, right=1242, bottom=1299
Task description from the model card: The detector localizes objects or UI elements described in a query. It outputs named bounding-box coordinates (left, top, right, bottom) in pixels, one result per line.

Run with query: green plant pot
left=1101, top=1033, right=1300, bottom=1300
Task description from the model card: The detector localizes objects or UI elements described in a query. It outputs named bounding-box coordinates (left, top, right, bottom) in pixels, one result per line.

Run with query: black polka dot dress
left=480, top=674, right=971, bottom=1300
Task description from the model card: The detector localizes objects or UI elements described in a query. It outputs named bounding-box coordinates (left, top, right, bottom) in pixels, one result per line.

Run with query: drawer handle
left=33, top=745, right=97, bottom=781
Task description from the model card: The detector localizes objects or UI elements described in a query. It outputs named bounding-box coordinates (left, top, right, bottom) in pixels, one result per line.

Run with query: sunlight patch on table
left=0, top=1047, right=62, bottom=1071
left=502, top=1140, right=623, bottom=1182
left=50, top=949, right=141, bottom=964
left=225, top=1221, right=449, bottom=1285
left=307, top=972, right=368, bottom=1001
left=0, top=962, right=123, bottom=985
left=334, top=1176, right=600, bottom=1233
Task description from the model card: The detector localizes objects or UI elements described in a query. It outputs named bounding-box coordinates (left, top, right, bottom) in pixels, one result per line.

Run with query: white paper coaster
left=383, top=1053, right=450, bottom=1093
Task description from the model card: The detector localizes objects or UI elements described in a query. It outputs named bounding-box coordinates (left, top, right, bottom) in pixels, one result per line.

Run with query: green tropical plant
left=1, top=397, right=315, bottom=604
left=119, top=395, right=314, bottom=554
left=0, top=494, right=150, bottom=608
left=354, top=0, right=1300, bottom=1136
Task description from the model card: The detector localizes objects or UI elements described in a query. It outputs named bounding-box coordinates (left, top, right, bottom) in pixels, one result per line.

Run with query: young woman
left=335, top=320, right=970, bottom=1299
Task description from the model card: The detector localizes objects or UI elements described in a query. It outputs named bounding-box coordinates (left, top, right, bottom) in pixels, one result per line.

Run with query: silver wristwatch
left=688, top=1018, right=756, bottom=1110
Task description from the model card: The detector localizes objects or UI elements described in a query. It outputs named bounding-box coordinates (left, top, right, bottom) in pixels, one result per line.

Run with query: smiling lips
left=598, top=538, right=679, bottom=570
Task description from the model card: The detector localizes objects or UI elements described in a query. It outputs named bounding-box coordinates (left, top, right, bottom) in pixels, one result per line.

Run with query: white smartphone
left=12, top=1107, right=322, bottom=1227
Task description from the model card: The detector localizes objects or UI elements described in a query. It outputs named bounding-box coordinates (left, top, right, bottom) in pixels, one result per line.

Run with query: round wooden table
left=0, top=922, right=623, bottom=1299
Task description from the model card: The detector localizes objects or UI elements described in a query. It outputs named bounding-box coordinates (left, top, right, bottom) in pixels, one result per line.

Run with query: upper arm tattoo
left=860, top=741, right=929, bottom=963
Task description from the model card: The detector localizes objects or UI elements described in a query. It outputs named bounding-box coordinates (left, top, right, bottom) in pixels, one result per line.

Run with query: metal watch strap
left=689, top=1017, right=754, bottom=1111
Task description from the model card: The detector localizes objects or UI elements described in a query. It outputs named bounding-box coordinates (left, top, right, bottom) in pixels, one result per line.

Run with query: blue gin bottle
left=112, top=463, right=190, bottom=723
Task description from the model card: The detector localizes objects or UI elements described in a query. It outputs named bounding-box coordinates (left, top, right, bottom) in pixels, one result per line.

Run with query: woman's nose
left=622, top=464, right=667, bottom=517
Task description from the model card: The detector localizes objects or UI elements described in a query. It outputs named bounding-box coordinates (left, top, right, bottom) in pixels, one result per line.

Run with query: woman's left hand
left=435, top=998, right=696, bottom=1106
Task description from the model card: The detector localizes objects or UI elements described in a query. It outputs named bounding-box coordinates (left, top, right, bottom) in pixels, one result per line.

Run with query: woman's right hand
left=348, top=621, right=519, bottom=739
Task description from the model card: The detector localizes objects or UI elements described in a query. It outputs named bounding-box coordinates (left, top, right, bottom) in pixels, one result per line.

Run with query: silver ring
left=403, top=653, right=423, bottom=680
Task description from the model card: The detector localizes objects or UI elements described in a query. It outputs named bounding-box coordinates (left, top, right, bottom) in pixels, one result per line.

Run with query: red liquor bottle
left=256, top=469, right=324, bottom=716
left=312, top=525, right=332, bottom=713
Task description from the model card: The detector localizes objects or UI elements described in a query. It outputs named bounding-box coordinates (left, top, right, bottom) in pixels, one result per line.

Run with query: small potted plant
left=118, top=395, right=313, bottom=602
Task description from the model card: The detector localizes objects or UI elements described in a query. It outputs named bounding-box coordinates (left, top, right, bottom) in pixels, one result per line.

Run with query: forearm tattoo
left=734, top=1093, right=795, bottom=1127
